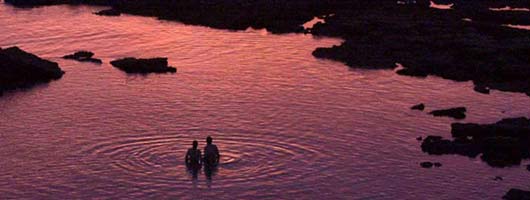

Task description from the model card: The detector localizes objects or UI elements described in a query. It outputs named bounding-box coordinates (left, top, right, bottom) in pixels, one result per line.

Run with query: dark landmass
left=0, top=46, right=64, bottom=96
left=504, top=189, right=530, bottom=200
left=5, top=0, right=529, bottom=96
left=63, top=51, right=102, bottom=64
left=411, top=103, right=425, bottom=111
left=429, top=107, right=467, bottom=119
left=94, top=8, right=120, bottom=16
left=422, top=117, right=530, bottom=167
left=110, top=57, right=176, bottom=74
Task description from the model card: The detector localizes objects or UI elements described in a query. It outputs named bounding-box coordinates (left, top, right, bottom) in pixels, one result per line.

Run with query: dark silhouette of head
left=206, top=136, right=213, bottom=145
left=192, top=140, right=198, bottom=149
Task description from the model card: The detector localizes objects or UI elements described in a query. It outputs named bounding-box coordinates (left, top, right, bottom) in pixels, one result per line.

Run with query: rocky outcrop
left=63, top=51, right=102, bottom=64
left=0, top=46, right=64, bottom=95
left=110, top=57, right=176, bottom=74
left=504, top=189, right=530, bottom=200
left=422, top=117, right=530, bottom=167
left=429, top=107, right=467, bottom=119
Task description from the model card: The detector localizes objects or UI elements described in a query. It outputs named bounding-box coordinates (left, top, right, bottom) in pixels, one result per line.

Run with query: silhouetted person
left=203, top=136, right=220, bottom=166
left=185, top=140, right=202, bottom=169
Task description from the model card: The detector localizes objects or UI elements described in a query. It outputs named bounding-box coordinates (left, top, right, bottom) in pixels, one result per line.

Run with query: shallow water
left=1, top=3, right=530, bottom=199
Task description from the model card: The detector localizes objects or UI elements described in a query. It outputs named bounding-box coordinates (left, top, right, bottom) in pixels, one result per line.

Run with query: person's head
left=206, top=136, right=213, bottom=145
left=192, top=140, right=198, bottom=149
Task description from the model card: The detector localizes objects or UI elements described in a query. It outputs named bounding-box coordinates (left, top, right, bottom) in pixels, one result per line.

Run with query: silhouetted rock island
left=63, top=51, right=102, bottom=64
left=429, top=107, right=467, bottom=119
left=422, top=117, right=530, bottom=167
left=110, top=57, right=176, bottom=74
left=0, top=46, right=64, bottom=96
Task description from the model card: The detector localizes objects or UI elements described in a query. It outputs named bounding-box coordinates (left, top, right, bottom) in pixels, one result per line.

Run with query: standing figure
left=203, top=136, right=220, bottom=166
left=185, top=140, right=202, bottom=168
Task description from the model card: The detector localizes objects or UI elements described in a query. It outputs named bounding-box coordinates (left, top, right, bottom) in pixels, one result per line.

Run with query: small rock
left=420, top=162, right=434, bottom=168
left=526, top=165, right=530, bottom=171
left=63, top=51, right=102, bottom=64
left=434, top=162, right=442, bottom=167
left=494, top=176, right=503, bottom=181
left=416, top=136, right=423, bottom=141
left=110, top=57, right=176, bottom=74
left=429, top=107, right=467, bottom=119
left=411, top=103, right=425, bottom=111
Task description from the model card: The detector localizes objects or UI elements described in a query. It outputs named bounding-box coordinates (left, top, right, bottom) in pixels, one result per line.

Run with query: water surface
left=1, top=4, right=530, bottom=199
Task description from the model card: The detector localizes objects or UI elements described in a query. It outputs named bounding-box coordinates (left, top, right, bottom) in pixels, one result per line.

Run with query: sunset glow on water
left=1, top=3, right=530, bottom=199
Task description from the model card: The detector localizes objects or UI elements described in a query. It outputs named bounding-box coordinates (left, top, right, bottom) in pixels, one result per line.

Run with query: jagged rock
left=63, top=51, right=102, bottom=64
left=429, top=107, right=467, bottom=119
left=110, top=57, right=176, bottom=74
left=504, top=189, right=530, bottom=200
left=0, top=46, right=64, bottom=95
left=411, top=103, right=425, bottom=111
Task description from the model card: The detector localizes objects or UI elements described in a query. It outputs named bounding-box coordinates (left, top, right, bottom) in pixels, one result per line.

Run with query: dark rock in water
left=63, top=51, right=102, bottom=64
left=0, top=46, right=64, bottom=95
left=411, top=103, right=425, bottom=111
left=504, top=189, right=530, bottom=200
left=434, top=162, right=442, bottom=167
left=494, top=176, right=503, bottom=181
left=422, top=117, right=530, bottom=167
left=429, top=107, right=467, bottom=119
left=527, top=165, right=530, bottom=172
left=94, top=8, right=121, bottom=16
left=110, top=57, right=176, bottom=74
left=420, top=162, right=434, bottom=168
left=416, top=136, right=423, bottom=141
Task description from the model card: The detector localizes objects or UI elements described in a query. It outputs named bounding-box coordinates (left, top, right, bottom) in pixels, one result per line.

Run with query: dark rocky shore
left=110, top=57, right=176, bottom=74
left=422, top=117, right=530, bottom=167
left=0, top=46, right=64, bottom=96
left=5, top=0, right=530, bottom=96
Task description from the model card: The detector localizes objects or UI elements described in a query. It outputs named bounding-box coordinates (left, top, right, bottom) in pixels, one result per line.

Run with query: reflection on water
left=1, top=3, right=530, bottom=199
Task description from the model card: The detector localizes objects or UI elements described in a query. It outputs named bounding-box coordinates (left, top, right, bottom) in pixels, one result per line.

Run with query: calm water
left=1, top=3, right=530, bottom=199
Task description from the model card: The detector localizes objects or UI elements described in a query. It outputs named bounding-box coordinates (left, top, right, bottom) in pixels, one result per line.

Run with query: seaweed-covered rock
left=110, top=57, right=176, bottom=74
left=0, top=46, right=64, bottom=95
left=504, top=189, right=530, bottom=200
left=429, top=107, right=467, bottom=119
left=63, top=51, right=102, bottom=64
left=422, top=117, right=530, bottom=167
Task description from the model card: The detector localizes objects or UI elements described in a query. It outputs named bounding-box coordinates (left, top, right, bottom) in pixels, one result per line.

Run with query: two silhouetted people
left=185, top=136, right=220, bottom=168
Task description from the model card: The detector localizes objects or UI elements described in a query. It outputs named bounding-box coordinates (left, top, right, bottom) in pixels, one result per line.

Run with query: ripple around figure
left=79, top=128, right=337, bottom=189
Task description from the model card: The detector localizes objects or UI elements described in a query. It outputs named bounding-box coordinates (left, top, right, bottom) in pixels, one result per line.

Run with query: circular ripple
left=80, top=128, right=338, bottom=189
